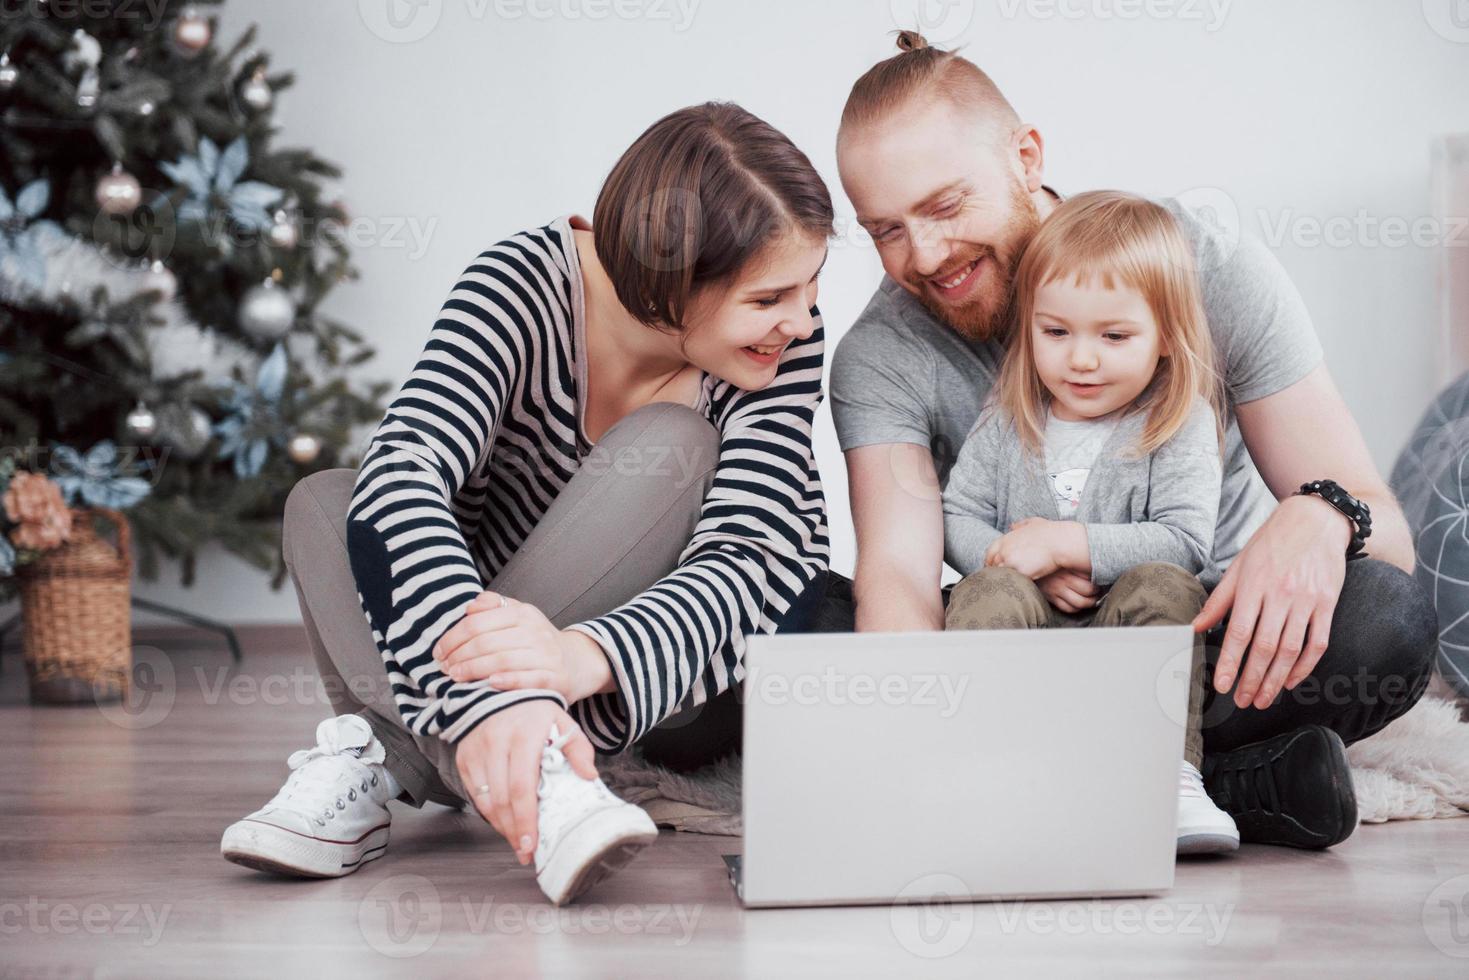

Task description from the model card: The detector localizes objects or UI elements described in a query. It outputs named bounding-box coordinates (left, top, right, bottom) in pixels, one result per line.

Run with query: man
left=829, top=34, right=1438, bottom=848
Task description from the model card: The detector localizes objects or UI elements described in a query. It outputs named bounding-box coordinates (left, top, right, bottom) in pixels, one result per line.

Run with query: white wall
left=121, top=0, right=1469, bottom=625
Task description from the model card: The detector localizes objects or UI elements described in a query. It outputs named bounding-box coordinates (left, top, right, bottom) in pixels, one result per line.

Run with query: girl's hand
left=985, top=522, right=1061, bottom=579
left=455, top=701, right=597, bottom=864
left=985, top=519, right=1089, bottom=580
left=1037, top=569, right=1103, bottom=613
left=433, top=591, right=612, bottom=703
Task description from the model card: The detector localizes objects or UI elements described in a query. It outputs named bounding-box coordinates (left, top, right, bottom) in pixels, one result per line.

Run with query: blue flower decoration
left=0, top=535, right=14, bottom=577
left=0, top=179, right=67, bottom=293
left=50, top=441, right=153, bottom=510
left=159, top=136, right=284, bottom=231
left=213, top=343, right=289, bottom=478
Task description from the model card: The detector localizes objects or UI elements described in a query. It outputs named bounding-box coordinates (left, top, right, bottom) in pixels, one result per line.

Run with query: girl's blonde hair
left=996, top=190, right=1224, bottom=456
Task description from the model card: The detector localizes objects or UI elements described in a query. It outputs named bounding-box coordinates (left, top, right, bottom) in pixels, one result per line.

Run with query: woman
left=221, top=102, right=836, bottom=905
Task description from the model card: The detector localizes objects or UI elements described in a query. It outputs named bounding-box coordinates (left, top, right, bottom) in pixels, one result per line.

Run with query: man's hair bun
left=895, top=30, right=930, bottom=53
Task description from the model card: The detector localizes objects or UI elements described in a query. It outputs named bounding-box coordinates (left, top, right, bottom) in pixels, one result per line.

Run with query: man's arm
left=1235, top=364, right=1412, bottom=571
left=846, top=443, right=947, bottom=633
left=1197, top=363, right=1414, bottom=712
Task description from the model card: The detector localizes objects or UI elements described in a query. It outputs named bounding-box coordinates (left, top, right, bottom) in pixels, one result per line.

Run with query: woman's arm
left=347, top=235, right=569, bottom=745
left=563, top=315, right=831, bottom=753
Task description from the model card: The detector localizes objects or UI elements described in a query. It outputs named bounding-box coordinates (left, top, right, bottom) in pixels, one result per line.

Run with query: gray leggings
left=281, top=402, right=738, bottom=807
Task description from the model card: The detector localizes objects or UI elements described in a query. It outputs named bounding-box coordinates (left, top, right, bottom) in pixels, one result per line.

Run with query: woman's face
left=679, top=233, right=828, bottom=390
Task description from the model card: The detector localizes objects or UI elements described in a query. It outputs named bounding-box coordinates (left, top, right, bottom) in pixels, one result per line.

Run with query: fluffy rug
left=1348, top=673, right=1469, bottom=823
left=601, top=673, right=1469, bottom=835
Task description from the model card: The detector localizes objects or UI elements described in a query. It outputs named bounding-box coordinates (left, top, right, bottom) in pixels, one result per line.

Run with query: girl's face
left=680, top=233, right=828, bottom=391
left=1030, top=274, right=1165, bottom=422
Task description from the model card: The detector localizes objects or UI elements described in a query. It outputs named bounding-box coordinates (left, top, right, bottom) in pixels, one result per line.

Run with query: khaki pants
left=945, top=562, right=1208, bottom=768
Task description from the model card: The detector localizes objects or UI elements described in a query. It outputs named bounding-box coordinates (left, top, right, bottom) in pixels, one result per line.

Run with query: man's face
left=839, top=99, right=1041, bottom=342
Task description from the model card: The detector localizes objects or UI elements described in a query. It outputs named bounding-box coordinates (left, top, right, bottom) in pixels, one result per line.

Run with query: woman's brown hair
left=594, top=102, right=835, bottom=331
left=996, top=190, right=1224, bottom=456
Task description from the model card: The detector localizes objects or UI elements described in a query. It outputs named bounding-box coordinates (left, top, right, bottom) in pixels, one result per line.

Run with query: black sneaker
left=1201, top=725, right=1358, bottom=849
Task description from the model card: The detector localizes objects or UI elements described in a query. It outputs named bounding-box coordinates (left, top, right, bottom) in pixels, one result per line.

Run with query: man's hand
left=1037, top=569, right=1102, bottom=613
left=434, top=590, right=613, bottom=703
left=1193, top=494, right=1350, bottom=710
left=455, top=702, right=596, bottom=865
left=985, top=518, right=1088, bottom=581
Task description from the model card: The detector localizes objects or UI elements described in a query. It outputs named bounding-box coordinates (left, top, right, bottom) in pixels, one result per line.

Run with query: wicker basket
left=17, top=507, right=132, bottom=704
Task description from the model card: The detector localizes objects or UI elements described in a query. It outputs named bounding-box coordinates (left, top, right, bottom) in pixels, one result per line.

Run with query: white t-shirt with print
left=1043, top=411, right=1121, bottom=518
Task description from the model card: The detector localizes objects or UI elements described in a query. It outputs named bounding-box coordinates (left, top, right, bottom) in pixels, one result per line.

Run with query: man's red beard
left=908, top=180, right=1042, bottom=343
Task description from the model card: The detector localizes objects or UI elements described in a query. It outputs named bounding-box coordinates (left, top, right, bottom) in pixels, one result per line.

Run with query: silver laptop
left=731, top=625, right=1194, bottom=908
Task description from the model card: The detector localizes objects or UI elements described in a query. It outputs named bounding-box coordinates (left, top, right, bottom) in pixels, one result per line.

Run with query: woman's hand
left=454, top=701, right=597, bottom=864
left=985, top=518, right=1088, bottom=580
left=433, top=590, right=613, bottom=703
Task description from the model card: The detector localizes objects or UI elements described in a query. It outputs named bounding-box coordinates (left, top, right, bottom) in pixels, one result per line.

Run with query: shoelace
left=1178, top=763, right=1210, bottom=799
left=270, top=755, right=380, bottom=828
left=536, top=724, right=613, bottom=853
left=1215, top=752, right=1281, bottom=816
left=268, top=717, right=384, bottom=829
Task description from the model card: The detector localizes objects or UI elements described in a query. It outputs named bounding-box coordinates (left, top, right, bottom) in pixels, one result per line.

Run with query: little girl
left=942, top=190, right=1238, bottom=855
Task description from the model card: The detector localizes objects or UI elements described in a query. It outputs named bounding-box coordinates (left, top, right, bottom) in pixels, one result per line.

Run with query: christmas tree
left=0, top=2, right=390, bottom=597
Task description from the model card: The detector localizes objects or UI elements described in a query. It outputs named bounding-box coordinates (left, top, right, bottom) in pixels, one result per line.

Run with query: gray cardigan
left=943, top=396, right=1225, bottom=588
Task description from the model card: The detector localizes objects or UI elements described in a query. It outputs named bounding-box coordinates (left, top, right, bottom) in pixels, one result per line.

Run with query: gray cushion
left=1390, top=372, right=1469, bottom=698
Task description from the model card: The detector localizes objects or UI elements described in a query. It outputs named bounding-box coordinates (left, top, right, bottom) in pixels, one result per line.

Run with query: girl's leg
left=1089, top=562, right=1208, bottom=768
left=945, top=566, right=1057, bottom=631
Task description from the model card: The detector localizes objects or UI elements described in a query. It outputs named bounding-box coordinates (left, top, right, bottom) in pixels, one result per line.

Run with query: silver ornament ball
left=155, top=404, right=213, bottom=460
left=267, top=210, right=299, bottom=249
left=95, top=166, right=142, bottom=216
left=238, top=279, right=296, bottom=339
left=287, top=433, right=322, bottom=465
left=125, top=401, right=157, bottom=439
left=173, top=8, right=212, bottom=57
left=241, top=71, right=272, bottom=111
left=0, top=53, right=17, bottom=92
left=143, top=260, right=176, bottom=302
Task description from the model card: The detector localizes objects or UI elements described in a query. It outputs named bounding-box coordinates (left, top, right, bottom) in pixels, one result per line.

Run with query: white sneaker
left=221, top=714, right=402, bottom=878
left=1177, top=760, right=1240, bottom=855
left=534, top=724, right=658, bottom=906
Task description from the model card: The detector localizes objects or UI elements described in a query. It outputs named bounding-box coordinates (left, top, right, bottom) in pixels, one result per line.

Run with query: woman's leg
left=282, top=470, right=463, bottom=808
left=285, top=403, right=723, bottom=803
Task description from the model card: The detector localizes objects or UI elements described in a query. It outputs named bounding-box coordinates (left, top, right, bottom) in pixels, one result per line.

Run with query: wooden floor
left=3, top=626, right=1467, bottom=978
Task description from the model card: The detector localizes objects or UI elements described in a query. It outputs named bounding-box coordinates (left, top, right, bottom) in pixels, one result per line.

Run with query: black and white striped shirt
left=346, top=216, right=829, bottom=751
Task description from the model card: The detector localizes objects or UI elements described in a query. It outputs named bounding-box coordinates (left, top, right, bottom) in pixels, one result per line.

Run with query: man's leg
left=1200, top=558, right=1438, bottom=752
left=1194, top=558, right=1436, bottom=848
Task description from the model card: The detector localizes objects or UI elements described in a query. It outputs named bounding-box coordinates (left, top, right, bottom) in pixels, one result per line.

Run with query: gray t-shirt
left=830, top=194, right=1324, bottom=572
